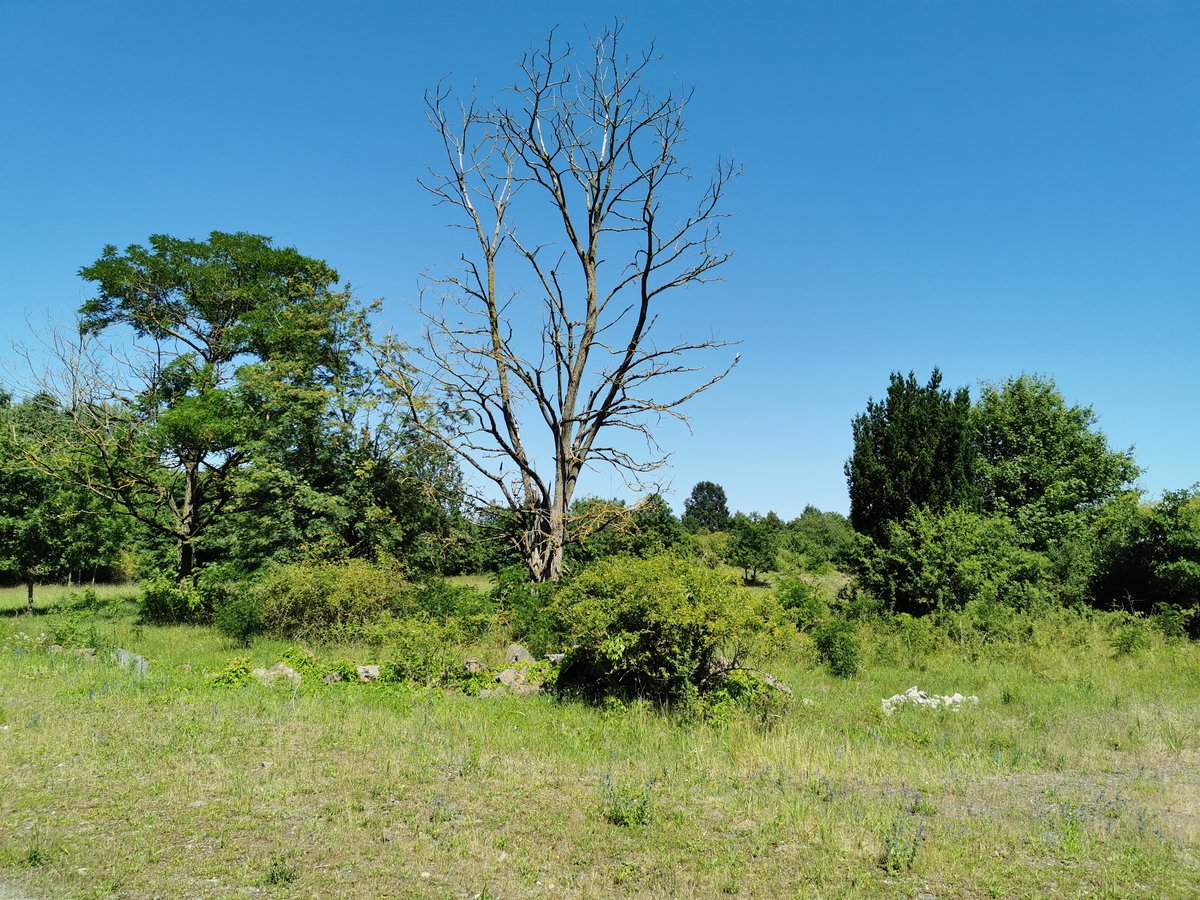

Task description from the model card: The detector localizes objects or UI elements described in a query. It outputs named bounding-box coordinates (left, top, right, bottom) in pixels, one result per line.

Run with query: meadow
left=1, top=583, right=1197, bottom=899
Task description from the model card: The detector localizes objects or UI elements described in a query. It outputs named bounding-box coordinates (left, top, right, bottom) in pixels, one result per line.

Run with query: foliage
left=845, top=368, right=975, bottom=540
left=723, top=512, right=781, bottom=583
left=375, top=617, right=470, bottom=685
left=213, top=592, right=265, bottom=646
left=208, top=656, right=254, bottom=686
left=776, top=577, right=829, bottom=630
left=854, top=505, right=1053, bottom=615
left=812, top=620, right=861, bottom=678
left=974, top=374, right=1140, bottom=551
left=490, top=566, right=560, bottom=657
left=252, top=559, right=405, bottom=639
left=784, top=505, right=857, bottom=569
left=601, top=774, right=656, bottom=827
left=0, top=396, right=128, bottom=605
left=551, top=555, right=780, bottom=703
left=567, top=494, right=688, bottom=569
left=681, top=481, right=731, bottom=533
left=139, top=576, right=209, bottom=625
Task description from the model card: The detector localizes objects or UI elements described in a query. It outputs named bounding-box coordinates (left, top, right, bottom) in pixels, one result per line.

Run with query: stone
left=495, top=667, right=524, bottom=687
left=464, top=659, right=486, bottom=674
left=881, top=685, right=979, bottom=714
left=113, top=648, right=149, bottom=677
left=71, top=647, right=97, bottom=659
left=544, top=653, right=566, bottom=665
left=47, top=644, right=64, bottom=655
left=504, top=643, right=535, bottom=665
left=252, top=662, right=301, bottom=687
left=356, top=664, right=381, bottom=683
left=323, top=671, right=344, bottom=684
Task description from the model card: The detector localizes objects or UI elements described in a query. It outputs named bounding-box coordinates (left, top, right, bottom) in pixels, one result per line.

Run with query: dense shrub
left=252, top=559, right=404, bottom=638
left=551, top=554, right=784, bottom=703
left=139, top=576, right=209, bottom=624
left=854, top=506, right=1053, bottom=615
left=776, top=577, right=828, bottom=630
left=490, top=566, right=560, bottom=656
left=812, top=620, right=860, bottom=678
left=213, top=592, right=265, bottom=646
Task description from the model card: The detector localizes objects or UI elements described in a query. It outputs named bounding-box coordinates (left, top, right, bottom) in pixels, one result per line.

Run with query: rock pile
left=881, top=686, right=978, bottom=714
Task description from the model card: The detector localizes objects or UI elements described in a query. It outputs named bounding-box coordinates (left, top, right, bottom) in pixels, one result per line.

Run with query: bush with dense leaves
left=812, top=620, right=861, bottom=678
left=251, top=559, right=405, bottom=638
left=550, top=554, right=784, bottom=703
left=854, top=506, right=1053, bottom=615
left=213, top=592, right=265, bottom=646
left=139, top=576, right=209, bottom=624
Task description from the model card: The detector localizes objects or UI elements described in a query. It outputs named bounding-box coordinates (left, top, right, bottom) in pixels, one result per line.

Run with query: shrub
left=551, top=554, right=780, bottom=703
left=373, top=616, right=469, bottom=685
left=854, top=505, right=1053, bottom=615
left=252, top=559, right=404, bottom=638
left=139, top=575, right=209, bottom=624
left=213, top=593, right=265, bottom=646
left=777, top=577, right=828, bottom=630
left=812, top=620, right=860, bottom=678
left=491, top=566, right=560, bottom=656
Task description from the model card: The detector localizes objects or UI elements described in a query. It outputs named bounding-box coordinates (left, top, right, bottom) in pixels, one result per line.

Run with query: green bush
left=812, top=620, right=860, bottom=678
left=776, top=577, right=828, bottom=630
left=854, top=505, right=1053, bottom=615
left=550, top=554, right=781, bottom=703
left=491, top=566, right=560, bottom=656
left=139, top=575, right=209, bottom=624
left=213, top=593, right=265, bottom=646
left=252, top=559, right=405, bottom=638
left=372, top=616, right=469, bottom=685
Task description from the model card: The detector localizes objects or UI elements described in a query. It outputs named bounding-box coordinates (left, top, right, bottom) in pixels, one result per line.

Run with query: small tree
left=845, top=368, right=975, bottom=540
left=682, top=481, right=731, bottom=533
left=724, top=512, right=780, bottom=584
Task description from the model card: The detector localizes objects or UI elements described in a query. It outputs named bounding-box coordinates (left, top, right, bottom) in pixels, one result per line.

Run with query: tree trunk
left=26, top=576, right=34, bottom=614
left=177, top=459, right=199, bottom=582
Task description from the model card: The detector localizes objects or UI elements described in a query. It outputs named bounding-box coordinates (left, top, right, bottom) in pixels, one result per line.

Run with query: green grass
left=1, top=594, right=1198, bottom=897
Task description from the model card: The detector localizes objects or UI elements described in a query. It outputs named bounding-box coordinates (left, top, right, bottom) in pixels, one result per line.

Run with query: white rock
left=882, top=685, right=978, bottom=714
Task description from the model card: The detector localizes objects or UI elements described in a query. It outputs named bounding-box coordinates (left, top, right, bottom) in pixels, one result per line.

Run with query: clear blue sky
left=2, top=0, right=1196, bottom=517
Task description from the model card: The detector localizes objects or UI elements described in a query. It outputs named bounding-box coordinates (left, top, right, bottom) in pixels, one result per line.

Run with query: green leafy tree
left=724, top=512, right=780, bottom=583
left=845, top=368, right=975, bottom=540
left=29, top=232, right=364, bottom=582
left=786, top=505, right=857, bottom=568
left=974, top=374, right=1140, bottom=551
left=0, top=395, right=126, bottom=608
left=682, top=481, right=731, bottom=532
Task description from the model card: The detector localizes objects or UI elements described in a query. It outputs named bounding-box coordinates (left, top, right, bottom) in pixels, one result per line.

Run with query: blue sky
left=1, top=0, right=1196, bottom=518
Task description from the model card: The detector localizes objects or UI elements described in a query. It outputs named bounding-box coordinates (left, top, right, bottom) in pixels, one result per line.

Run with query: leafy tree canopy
left=974, top=374, right=1140, bottom=550
left=682, top=481, right=731, bottom=532
left=845, top=368, right=975, bottom=540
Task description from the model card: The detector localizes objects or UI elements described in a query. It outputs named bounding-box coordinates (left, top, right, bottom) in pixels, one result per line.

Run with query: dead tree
left=392, top=23, right=739, bottom=581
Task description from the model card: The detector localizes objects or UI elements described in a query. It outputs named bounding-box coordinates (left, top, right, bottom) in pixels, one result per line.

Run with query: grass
left=1, top=588, right=1198, bottom=897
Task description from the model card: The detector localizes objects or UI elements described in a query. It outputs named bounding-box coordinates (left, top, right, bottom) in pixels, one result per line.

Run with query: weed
left=22, top=829, right=51, bottom=868
left=601, top=773, right=655, bottom=827
left=880, top=809, right=924, bottom=874
left=208, top=656, right=253, bottom=686
left=264, top=855, right=298, bottom=885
